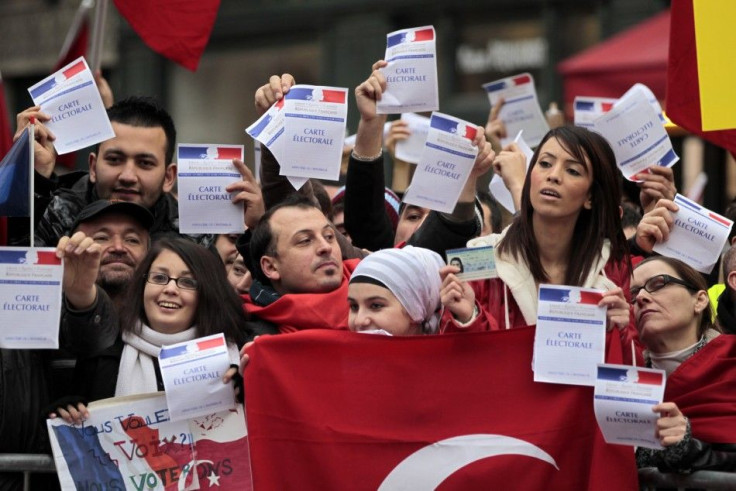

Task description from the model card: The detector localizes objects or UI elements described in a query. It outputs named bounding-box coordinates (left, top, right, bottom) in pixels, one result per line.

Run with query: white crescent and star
left=378, top=434, right=558, bottom=490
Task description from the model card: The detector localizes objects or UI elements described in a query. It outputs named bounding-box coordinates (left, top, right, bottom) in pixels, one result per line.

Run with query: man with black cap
left=49, top=200, right=154, bottom=409
left=61, top=199, right=154, bottom=309
left=0, top=200, right=154, bottom=487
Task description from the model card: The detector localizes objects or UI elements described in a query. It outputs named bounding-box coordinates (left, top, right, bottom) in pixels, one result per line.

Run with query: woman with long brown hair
left=441, top=125, right=632, bottom=336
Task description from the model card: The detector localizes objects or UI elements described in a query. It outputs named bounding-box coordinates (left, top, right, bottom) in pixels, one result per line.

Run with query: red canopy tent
left=557, top=10, right=670, bottom=118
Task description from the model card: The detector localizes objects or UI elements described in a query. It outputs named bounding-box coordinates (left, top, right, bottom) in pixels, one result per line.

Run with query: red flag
left=0, top=73, right=11, bottom=158
left=113, top=0, right=220, bottom=71
left=245, top=328, right=638, bottom=490
left=663, top=334, right=736, bottom=443
left=666, top=1, right=736, bottom=154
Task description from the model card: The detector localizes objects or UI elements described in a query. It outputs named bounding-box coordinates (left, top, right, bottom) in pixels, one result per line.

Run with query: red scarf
left=243, top=259, right=360, bottom=334
left=664, top=334, right=736, bottom=443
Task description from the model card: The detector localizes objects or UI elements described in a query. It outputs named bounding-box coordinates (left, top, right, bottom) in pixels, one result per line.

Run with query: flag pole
left=58, top=0, right=94, bottom=62
left=88, top=0, right=108, bottom=72
left=29, top=124, right=35, bottom=248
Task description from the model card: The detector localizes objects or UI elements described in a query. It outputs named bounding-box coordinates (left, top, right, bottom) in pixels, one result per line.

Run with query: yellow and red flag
left=667, top=0, right=736, bottom=153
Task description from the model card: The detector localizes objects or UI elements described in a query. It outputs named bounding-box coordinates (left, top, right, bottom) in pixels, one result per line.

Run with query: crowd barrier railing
left=3, top=455, right=736, bottom=490
left=639, top=467, right=736, bottom=490
left=0, top=454, right=56, bottom=491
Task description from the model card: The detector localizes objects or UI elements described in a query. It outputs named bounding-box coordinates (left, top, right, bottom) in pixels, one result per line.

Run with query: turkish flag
left=663, top=334, right=736, bottom=444
left=245, top=328, right=638, bottom=490
left=666, top=0, right=736, bottom=154
left=113, top=0, right=220, bottom=71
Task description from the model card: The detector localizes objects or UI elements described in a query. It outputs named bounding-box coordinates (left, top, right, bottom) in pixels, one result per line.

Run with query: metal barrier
left=3, top=456, right=736, bottom=490
left=639, top=467, right=736, bottom=490
left=0, top=454, right=56, bottom=491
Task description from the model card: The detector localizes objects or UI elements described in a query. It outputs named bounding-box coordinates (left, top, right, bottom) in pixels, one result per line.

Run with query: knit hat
left=349, top=246, right=445, bottom=334
left=332, top=186, right=401, bottom=231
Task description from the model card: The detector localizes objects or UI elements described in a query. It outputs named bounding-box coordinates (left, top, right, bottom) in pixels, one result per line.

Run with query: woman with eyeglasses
left=630, top=256, right=736, bottom=473
left=53, top=237, right=251, bottom=423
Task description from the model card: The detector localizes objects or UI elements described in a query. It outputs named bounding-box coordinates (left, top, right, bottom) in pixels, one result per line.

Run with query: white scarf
left=350, top=246, right=445, bottom=334
left=468, top=230, right=616, bottom=326
left=116, top=323, right=198, bottom=396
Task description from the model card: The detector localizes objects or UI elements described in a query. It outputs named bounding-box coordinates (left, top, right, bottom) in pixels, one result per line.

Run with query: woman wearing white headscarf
left=347, top=246, right=445, bottom=335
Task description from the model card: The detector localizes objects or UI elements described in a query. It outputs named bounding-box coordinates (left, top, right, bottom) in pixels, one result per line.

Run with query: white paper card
left=489, top=131, right=534, bottom=213
left=281, top=85, right=348, bottom=180
left=483, top=73, right=549, bottom=147
left=177, top=144, right=244, bottom=234
left=246, top=99, right=286, bottom=162
left=395, top=113, right=431, bottom=164
left=533, top=285, right=606, bottom=386
left=575, top=84, right=665, bottom=130
left=403, top=112, right=478, bottom=213
left=574, top=96, right=617, bottom=129
left=159, top=333, right=236, bottom=422
left=0, top=248, right=63, bottom=349
left=377, top=26, right=439, bottom=114
left=594, top=364, right=666, bottom=449
left=246, top=97, right=318, bottom=189
left=593, top=84, right=678, bottom=180
left=28, top=57, right=114, bottom=155
left=652, top=194, right=733, bottom=274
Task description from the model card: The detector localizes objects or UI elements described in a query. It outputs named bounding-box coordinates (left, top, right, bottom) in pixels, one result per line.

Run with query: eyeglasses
left=629, top=274, right=697, bottom=304
left=145, top=272, right=198, bottom=290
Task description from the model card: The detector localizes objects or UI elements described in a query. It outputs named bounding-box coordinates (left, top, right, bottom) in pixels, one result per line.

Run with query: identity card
left=445, top=246, right=497, bottom=281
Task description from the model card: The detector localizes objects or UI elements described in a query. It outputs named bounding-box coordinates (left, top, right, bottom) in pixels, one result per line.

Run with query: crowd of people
left=1, top=57, right=736, bottom=490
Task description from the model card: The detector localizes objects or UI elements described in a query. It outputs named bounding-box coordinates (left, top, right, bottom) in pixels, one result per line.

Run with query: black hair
left=621, top=201, right=642, bottom=230
left=248, top=194, right=322, bottom=286
left=310, top=180, right=333, bottom=221
left=498, top=125, right=630, bottom=286
left=121, top=237, right=250, bottom=346
left=100, top=96, right=177, bottom=165
left=477, top=190, right=503, bottom=233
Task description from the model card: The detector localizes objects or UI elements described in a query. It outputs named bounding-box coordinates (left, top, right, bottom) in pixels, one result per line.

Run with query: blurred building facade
left=3, top=0, right=731, bottom=210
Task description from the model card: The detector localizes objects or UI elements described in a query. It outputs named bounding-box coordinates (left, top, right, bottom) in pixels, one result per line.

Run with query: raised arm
left=344, top=60, right=395, bottom=250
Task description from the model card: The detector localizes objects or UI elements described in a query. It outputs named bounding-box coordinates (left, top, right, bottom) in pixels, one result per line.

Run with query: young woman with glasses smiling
left=53, top=238, right=252, bottom=424
left=630, top=256, right=736, bottom=473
